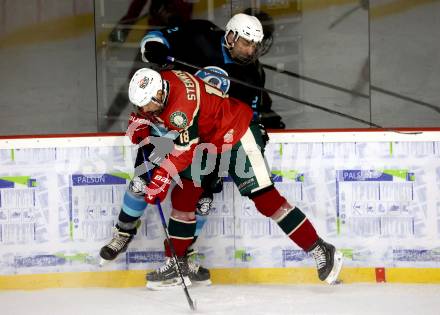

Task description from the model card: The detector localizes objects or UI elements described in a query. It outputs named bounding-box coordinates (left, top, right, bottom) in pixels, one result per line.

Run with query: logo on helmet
left=139, top=76, right=150, bottom=89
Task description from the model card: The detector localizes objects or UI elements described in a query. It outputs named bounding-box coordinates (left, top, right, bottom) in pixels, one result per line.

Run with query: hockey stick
left=166, top=56, right=422, bottom=134
left=261, top=63, right=369, bottom=98
left=141, top=148, right=196, bottom=311
left=262, top=63, right=440, bottom=115
left=328, top=5, right=362, bottom=29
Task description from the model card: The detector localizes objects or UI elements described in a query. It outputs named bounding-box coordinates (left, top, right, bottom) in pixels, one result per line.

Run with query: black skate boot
left=186, top=249, right=211, bottom=286
left=146, top=256, right=191, bottom=290
left=99, top=225, right=136, bottom=265
left=308, top=238, right=343, bottom=284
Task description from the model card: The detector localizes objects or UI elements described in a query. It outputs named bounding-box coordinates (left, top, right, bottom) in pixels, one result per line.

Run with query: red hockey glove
left=144, top=168, right=172, bottom=204
left=126, top=112, right=151, bottom=145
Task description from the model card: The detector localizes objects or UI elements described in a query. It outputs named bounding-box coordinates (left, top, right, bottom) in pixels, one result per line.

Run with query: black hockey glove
left=202, top=172, right=224, bottom=194
left=142, top=41, right=169, bottom=66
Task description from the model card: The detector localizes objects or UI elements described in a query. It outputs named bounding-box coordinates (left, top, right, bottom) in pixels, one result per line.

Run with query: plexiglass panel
left=95, top=0, right=233, bottom=132
left=94, top=0, right=377, bottom=131
left=0, top=0, right=96, bottom=135
left=261, top=0, right=371, bottom=129
left=370, top=0, right=440, bottom=127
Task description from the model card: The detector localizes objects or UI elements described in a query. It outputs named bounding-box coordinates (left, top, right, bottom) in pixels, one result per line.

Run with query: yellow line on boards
left=0, top=270, right=147, bottom=290
left=386, top=268, right=440, bottom=283
left=1, top=268, right=440, bottom=290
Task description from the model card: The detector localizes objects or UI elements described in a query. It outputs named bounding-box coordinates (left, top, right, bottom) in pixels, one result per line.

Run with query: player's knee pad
left=121, top=177, right=148, bottom=218
left=171, top=178, right=204, bottom=212
left=249, top=185, right=287, bottom=217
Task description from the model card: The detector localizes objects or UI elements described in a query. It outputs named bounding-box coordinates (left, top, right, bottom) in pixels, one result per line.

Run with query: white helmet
left=225, top=13, right=264, bottom=45
left=128, top=68, right=163, bottom=107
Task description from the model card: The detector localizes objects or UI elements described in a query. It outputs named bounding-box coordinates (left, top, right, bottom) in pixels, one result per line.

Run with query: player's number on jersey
left=204, top=84, right=225, bottom=98
left=179, top=130, right=190, bottom=144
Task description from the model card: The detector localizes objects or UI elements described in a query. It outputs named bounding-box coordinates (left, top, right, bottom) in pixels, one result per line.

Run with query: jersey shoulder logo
left=169, top=111, right=188, bottom=128
left=195, top=66, right=230, bottom=93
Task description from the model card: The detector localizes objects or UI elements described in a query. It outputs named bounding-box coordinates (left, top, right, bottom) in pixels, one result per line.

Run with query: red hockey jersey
left=157, top=70, right=253, bottom=175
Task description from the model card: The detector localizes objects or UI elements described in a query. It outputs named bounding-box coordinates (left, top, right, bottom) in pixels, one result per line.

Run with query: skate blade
left=325, top=251, right=344, bottom=285
left=191, top=279, right=212, bottom=286
left=146, top=277, right=191, bottom=291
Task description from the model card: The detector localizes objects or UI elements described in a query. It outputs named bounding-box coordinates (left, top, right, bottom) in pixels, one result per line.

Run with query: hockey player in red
left=127, top=68, right=343, bottom=290
left=100, top=12, right=283, bottom=286
left=99, top=12, right=272, bottom=285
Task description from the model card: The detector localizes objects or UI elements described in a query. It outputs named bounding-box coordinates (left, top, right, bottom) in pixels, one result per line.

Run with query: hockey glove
left=144, top=167, right=172, bottom=204
left=127, top=112, right=151, bottom=145
left=142, top=41, right=169, bottom=66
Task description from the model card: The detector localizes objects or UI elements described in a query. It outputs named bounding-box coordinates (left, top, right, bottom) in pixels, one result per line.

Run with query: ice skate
left=186, top=249, right=211, bottom=286
left=308, top=238, right=343, bottom=284
left=99, top=226, right=135, bottom=266
left=146, top=256, right=191, bottom=290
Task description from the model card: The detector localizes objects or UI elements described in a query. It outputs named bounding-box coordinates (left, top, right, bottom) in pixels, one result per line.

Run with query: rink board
left=1, top=130, right=440, bottom=289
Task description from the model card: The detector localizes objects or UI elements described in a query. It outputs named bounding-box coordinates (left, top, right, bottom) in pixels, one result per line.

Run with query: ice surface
left=2, top=283, right=440, bottom=315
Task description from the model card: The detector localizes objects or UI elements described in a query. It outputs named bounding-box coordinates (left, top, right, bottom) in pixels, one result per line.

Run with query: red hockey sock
left=164, top=216, right=197, bottom=257
left=278, top=207, right=318, bottom=251
left=162, top=178, right=202, bottom=257
left=250, top=187, right=319, bottom=251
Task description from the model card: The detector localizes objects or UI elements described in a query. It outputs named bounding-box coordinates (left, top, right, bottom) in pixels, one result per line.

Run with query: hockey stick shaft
left=141, top=148, right=196, bottom=311
left=262, top=63, right=440, bottom=114
left=328, top=5, right=361, bottom=29
left=261, top=63, right=369, bottom=98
